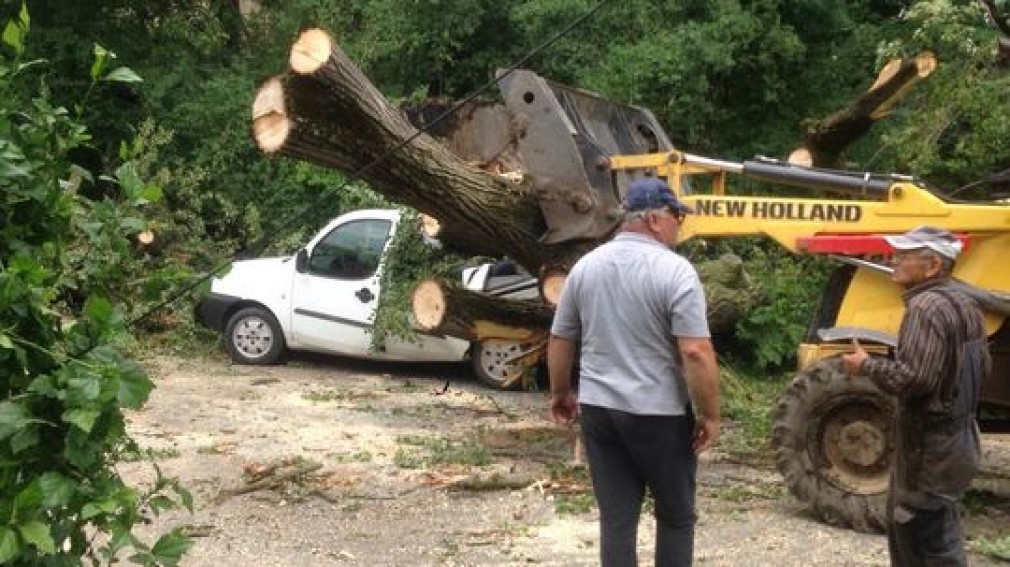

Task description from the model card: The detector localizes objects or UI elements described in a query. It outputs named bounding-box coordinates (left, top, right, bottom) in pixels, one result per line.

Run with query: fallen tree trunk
left=413, top=254, right=757, bottom=341
left=252, top=28, right=588, bottom=274
left=412, top=278, right=553, bottom=343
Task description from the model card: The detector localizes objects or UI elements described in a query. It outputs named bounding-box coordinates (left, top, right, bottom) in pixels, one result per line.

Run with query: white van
left=196, top=209, right=538, bottom=388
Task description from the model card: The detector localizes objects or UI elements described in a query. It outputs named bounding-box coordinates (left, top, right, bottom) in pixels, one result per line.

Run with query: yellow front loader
left=609, top=150, right=1010, bottom=532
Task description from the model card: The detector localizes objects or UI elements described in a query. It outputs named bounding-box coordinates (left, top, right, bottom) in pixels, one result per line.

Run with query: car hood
left=213, top=256, right=295, bottom=295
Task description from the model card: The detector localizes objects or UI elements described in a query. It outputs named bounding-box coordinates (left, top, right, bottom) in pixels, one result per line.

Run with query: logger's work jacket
left=862, top=278, right=991, bottom=509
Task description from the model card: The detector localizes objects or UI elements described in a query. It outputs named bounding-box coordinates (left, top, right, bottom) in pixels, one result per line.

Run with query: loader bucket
left=496, top=69, right=674, bottom=243
left=402, top=70, right=675, bottom=245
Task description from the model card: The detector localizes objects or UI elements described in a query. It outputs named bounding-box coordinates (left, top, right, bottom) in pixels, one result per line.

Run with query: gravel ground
left=119, top=353, right=1010, bottom=566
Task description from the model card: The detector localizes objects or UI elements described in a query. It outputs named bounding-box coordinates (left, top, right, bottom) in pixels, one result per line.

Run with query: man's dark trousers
left=887, top=491, right=968, bottom=566
left=580, top=404, right=697, bottom=567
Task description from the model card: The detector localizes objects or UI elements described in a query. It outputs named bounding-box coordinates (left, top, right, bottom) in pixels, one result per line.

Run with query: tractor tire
left=771, top=357, right=895, bottom=533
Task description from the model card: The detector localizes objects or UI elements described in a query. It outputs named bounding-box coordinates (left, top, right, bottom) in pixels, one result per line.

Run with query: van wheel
left=771, top=357, right=893, bottom=533
left=471, top=339, right=526, bottom=390
left=225, top=307, right=286, bottom=365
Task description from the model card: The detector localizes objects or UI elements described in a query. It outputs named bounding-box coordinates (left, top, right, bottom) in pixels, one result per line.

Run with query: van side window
left=309, top=219, right=392, bottom=280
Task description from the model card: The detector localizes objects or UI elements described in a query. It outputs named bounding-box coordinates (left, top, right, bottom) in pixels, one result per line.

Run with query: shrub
left=0, top=6, right=191, bottom=565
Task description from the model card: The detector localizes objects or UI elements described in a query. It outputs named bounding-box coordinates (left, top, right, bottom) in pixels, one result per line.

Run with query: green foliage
left=872, top=1, right=1010, bottom=191
left=545, top=461, right=593, bottom=515
left=370, top=208, right=467, bottom=349
left=718, top=365, right=783, bottom=456
left=347, top=0, right=523, bottom=97
left=0, top=6, right=191, bottom=564
left=732, top=242, right=832, bottom=372
left=972, top=533, right=1010, bottom=561
left=393, top=434, right=491, bottom=469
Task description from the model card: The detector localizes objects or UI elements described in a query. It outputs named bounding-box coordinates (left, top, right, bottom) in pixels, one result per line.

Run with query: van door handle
left=355, top=287, right=374, bottom=302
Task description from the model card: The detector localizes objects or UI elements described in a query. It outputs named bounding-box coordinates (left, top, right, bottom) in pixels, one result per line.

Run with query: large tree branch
left=788, top=52, right=936, bottom=168
left=251, top=29, right=588, bottom=273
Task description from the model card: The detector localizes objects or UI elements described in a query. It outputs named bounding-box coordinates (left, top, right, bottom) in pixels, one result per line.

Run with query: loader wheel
left=771, top=357, right=894, bottom=533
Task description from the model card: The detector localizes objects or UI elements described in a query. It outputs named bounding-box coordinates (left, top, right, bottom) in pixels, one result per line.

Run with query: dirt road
left=120, top=353, right=1010, bottom=566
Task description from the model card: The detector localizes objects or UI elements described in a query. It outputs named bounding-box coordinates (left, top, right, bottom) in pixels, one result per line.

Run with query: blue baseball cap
left=625, top=177, right=694, bottom=213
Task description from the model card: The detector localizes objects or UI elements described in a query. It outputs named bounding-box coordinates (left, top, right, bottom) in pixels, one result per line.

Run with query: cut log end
left=420, top=213, right=442, bottom=240
left=539, top=268, right=569, bottom=306
left=136, top=230, right=155, bottom=246
left=252, top=77, right=292, bottom=153
left=914, top=51, right=937, bottom=77
left=290, top=28, right=334, bottom=75
left=412, top=279, right=447, bottom=330
left=787, top=147, right=813, bottom=167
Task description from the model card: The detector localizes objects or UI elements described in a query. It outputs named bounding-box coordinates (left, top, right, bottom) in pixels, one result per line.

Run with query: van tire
left=225, top=307, right=286, bottom=365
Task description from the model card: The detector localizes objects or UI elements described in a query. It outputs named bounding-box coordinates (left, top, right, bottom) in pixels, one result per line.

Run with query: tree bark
left=251, top=28, right=587, bottom=274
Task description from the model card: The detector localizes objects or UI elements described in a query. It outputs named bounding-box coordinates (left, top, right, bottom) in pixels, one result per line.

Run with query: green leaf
left=128, top=550, right=156, bottom=565
left=121, top=216, right=146, bottom=232
left=117, top=366, right=152, bottom=409
left=63, top=408, right=101, bottom=433
left=81, top=499, right=118, bottom=519
left=137, top=184, right=164, bottom=205
left=0, top=334, right=12, bottom=349
left=174, top=484, right=194, bottom=513
left=2, top=21, right=23, bottom=56
left=15, top=481, right=43, bottom=512
left=10, top=425, right=39, bottom=454
left=0, top=528, right=17, bottom=564
left=39, top=472, right=76, bottom=508
left=0, top=401, right=30, bottom=441
left=83, top=295, right=114, bottom=324
left=16, top=58, right=45, bottom=73
left=68, top=163, right=94, bottom=184
left=67, top=375, right=101, bottom=402
left=107, top=525, right=140, bottom=555
left=18, top=1, right=29, bottom=28
left=150, top=530, right=193, bottom=566
left=103, top=66, right=143, bottom=84
left=90, top=44, right=111, bottom=81
left=114, top=161, right=143, bottom=199
left=17, top=521, right=55, bottom=554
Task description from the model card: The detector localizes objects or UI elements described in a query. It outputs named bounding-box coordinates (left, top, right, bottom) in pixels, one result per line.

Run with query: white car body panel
left=206, top=208, right=476, bottom=363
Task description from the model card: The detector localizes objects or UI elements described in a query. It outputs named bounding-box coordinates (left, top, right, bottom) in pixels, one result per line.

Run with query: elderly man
left=547, top=177, right=720, bottom=567
left=842, top=226, right=991, bottom=566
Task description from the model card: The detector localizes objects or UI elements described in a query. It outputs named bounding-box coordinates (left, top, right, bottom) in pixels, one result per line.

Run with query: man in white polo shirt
left=547, top=177, right=720, bottom=567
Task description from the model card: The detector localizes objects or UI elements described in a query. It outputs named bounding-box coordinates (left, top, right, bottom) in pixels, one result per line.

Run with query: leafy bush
left=732, top=241, right=832, bottom=373
left=0, top=6, right=191, bottom=565
left=370, top=208, right=467, bottom=349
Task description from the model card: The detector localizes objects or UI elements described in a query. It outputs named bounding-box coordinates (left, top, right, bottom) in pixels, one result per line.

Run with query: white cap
left=884, top=226, right=962, bottom=260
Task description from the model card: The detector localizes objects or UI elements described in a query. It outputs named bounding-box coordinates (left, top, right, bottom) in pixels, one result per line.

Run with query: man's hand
left=693, top=415, right=719, bottom=454
left=841, top=338, right=869, bottom=376
left=548, top=391, right=579, bottom=425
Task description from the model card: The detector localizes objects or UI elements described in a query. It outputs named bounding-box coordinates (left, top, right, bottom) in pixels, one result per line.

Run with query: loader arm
left=609, top=150, right=1010, bottom=338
